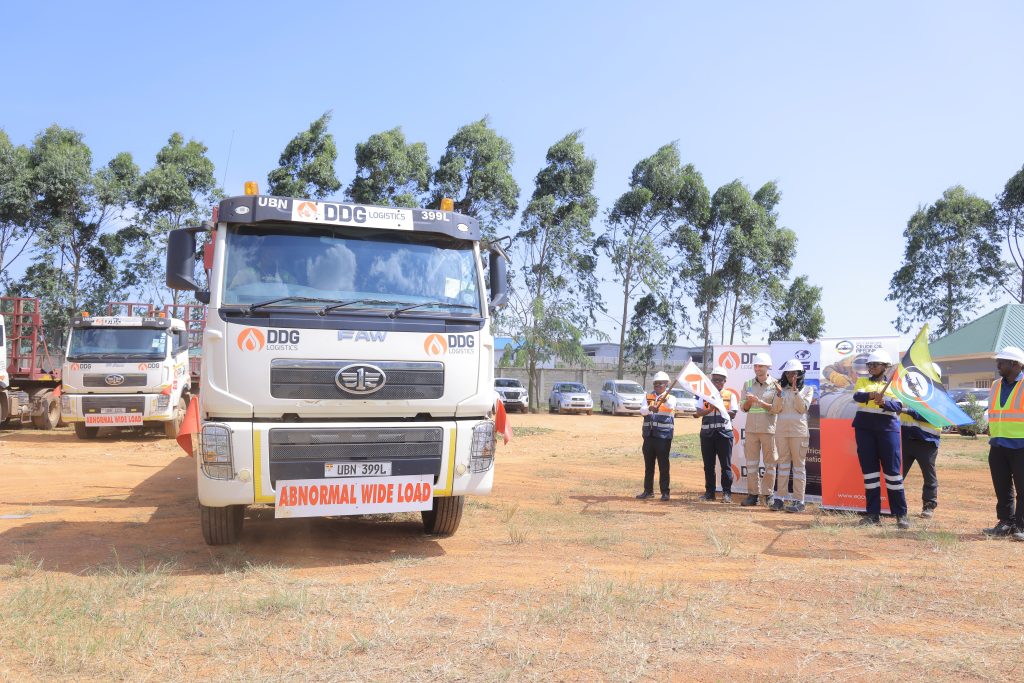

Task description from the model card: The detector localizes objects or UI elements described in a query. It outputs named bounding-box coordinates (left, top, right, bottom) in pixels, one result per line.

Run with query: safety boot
left=740, top=495, right=760, bottom=507
left=858, top=514, right=881, bottom=526
left=896, top=515, right=912, bottom=530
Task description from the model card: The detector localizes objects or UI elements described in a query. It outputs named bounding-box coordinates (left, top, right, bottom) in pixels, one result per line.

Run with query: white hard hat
left=866, top=349, right=892, bottom=365
left=752, top=352, right=772, bottom=367
left=931, top=362, right=942, bottom=378
left=995, top=346, right=1024, bottom=363
left=779, top=359, right=804, bottom=373
left=711, top=366, right=729, bottom=379
left=652, top=371, right=670, bottom=383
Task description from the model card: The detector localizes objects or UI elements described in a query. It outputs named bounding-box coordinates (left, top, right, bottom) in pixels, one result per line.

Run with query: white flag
left=676, top=361, right=729, bottom=423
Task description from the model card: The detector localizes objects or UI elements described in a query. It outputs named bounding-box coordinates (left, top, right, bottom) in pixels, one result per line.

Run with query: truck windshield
left=222, top=225, right=481, bottom=316
left=68, top=328, right=167, bottom=359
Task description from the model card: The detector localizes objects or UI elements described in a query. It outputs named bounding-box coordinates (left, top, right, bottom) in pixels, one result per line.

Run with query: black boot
left=635, top=491, right=654, bottom=500
left=740, top=495, right=760, bottom=507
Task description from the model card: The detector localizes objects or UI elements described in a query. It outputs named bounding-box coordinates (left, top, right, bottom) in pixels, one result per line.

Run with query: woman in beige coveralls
left=765, top=358, right=815, bottom=513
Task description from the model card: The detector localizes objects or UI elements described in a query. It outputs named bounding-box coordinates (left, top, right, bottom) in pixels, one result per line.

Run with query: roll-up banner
left=818, top=336, right=901, bottom=512
left=711, top=345, right=768, bottom=495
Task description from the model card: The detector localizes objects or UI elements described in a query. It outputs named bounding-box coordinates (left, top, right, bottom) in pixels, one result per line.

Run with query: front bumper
left=196, top=418, right=496, bottom=508
left=61, top=393, right=175, bottom=423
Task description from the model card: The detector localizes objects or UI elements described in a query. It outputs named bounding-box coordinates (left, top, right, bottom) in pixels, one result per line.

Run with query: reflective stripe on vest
left=899, top=411, right=941, bottom=435
left=988, top=379, right=1024, bottom=438
left=642, top=392, right=675, bottom=439
left=744, top=379, right=773, bottom=414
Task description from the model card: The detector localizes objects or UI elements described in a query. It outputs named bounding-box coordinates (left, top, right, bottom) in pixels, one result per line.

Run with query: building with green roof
left=931, top=304, right=1024, bottom=388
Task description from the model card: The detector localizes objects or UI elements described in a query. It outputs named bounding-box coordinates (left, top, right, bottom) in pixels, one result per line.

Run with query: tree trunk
left=527, top=357, right=537, bottom=413
left=617, top=272, right=631, bottom=379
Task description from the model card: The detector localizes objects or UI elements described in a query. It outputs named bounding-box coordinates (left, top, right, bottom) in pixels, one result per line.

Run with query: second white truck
left=60, top=312, right=192, bottom=439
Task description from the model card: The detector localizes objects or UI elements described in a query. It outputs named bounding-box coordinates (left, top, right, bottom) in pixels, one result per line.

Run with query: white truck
left=166, top=190, right=509, bottom=545
left=60, top=312, right=192, bottom=439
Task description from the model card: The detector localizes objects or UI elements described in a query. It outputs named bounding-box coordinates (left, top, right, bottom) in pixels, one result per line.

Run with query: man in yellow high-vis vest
left=985, top=346, right=1024, bottom=541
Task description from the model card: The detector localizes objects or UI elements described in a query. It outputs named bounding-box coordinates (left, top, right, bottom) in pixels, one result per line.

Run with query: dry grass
left=1, top=415, right=1023, bottom=681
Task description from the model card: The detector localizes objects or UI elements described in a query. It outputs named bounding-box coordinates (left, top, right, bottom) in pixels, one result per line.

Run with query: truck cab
left=60, top=313, right=191, bottom=439
left=166, top=192, right=509, bottom=545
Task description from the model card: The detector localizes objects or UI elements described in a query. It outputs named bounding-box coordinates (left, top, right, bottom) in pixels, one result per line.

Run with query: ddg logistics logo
left=718, top=351, right=740, bottom=370
left=237, top=327, right=301, bottom=352
left=424, top=333, right=475, bottom=356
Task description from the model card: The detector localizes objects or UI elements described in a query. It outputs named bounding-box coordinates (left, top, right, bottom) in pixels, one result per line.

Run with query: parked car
left=548, top=382, right=593, bottom=415
left=495, top=377, right=529, bottom=413
left=669, top=387, right=699, bottom=416
left=599, top=380, right=646, bottom=415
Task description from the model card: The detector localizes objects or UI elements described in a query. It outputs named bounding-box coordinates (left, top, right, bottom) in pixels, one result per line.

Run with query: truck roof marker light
left=244, top=181, right=259, bottom=196
left=156, top=311, right=167, bottom=318
left=440, top=197, right=454, bottom=212
left=81, top=311, right=90, bottom=317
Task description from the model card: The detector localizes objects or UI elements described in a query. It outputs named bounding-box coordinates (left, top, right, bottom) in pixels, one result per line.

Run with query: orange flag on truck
left=176, top=394, right=201, bottom=456
left=495, top=398, right=512, bottom=444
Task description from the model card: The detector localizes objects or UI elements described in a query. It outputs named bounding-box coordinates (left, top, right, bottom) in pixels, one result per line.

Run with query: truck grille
left=269, top=360, right=444, bottom=400
left=267, top=426, right=445, bottom=486
left=269, top=427, right=444, bottom=460
left=81, top=396, right=146, bottom=413
left=83, top=373, right=148, bottom=387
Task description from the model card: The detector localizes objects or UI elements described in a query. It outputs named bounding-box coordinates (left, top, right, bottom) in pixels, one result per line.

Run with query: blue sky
left=2, top=1, right=1022, bottom=346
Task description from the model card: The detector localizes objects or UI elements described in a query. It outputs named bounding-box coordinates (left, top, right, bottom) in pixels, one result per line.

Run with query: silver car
left=669, top=387, right=699, bottom=416
left=548, top=382, right=593, bottom=415
left=599, top=380, right=646, bottom=415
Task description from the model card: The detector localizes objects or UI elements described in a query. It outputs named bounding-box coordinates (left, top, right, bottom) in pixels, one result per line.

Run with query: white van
left=599, top=380, right=645, bottom=415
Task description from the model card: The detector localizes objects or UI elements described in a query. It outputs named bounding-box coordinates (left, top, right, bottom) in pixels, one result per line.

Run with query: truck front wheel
left=421, top=495, right=464, bottom=536
left=31, top=390, right=59, bottom=430
left=200, top=504, right=245, bottom=545
left=74, top=422, right=99, bottom=439
left=164, top=397, right=186, bottom=439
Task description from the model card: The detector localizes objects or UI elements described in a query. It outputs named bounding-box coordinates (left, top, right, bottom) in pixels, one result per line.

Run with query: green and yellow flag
left=890, top=325, right=974, bottom=428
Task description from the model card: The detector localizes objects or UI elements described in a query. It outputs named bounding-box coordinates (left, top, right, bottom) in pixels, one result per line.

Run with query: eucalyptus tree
left=600, top=142, right=707, bottom=377
left=503, top=132, right=602, bottom=410
left=347, top=126, right=430, bottom=208
left=429, top=117, right=519, bottom=240
left=267, top=111, right=341, bottom=200
left=888, top=186, right=999, bottom=336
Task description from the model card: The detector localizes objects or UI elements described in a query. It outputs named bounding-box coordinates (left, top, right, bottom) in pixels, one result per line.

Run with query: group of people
left=633, top=347, right=1024, bottom=535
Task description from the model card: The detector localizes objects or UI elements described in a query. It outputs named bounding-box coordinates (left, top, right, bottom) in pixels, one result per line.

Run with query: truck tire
left=200, top=504, right=244, bottom=545
left=31, top=390, right=59, bottom=430
left=74, top=422, right=99, bottom=439
left=164, top=397, right=186, bottom=439
left=421, top=495, right=464, bottom=536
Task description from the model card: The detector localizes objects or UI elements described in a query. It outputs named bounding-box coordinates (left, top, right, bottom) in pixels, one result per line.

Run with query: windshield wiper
left=388, top=301, right=478, bottom=318
left=318, top=299, right=401, bottom=316
left=243, top=296, right=350, bottom=314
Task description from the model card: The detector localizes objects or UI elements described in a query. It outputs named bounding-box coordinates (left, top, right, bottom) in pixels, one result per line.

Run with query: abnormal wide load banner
left=818, top=337, right=901, bottom=512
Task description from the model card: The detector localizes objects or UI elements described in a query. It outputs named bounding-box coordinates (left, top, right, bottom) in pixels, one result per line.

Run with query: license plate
left=85, top=414, right=144, bottom=426
left=100, top=407, right=126, bottom=414
left=325, top=462, right=392, bottom=477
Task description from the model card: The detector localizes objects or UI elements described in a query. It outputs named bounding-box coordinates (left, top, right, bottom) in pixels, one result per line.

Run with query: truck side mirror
left=167, top=228, right=199, bottom=291
left=488, top=248, right=509, bottom=312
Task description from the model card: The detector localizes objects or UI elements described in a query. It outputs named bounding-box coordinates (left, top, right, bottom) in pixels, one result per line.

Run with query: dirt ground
left=1, top=414, right=1023, bottom=682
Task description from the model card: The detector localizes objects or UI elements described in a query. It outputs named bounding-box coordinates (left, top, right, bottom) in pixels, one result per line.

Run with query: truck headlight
left=156, top=394, right=171, bottom=410
left=470, top=421, right=496, bottom=473
left=60, top=395, right=71, bottom=413
left=199, top=424, right=234, bottom=480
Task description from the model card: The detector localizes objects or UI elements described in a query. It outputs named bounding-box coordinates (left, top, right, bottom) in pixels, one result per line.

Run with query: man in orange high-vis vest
left=985, top=346, right=1024, bottom=541
left=636, top=371, right=677, bottom=502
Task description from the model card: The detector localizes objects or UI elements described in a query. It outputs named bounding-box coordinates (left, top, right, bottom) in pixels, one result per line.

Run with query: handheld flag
left=676, top=361, right=729, bottom=422
left=890, top=325, right=974, bottom=428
